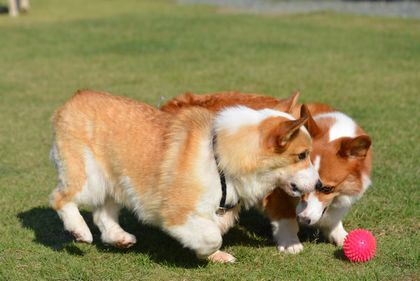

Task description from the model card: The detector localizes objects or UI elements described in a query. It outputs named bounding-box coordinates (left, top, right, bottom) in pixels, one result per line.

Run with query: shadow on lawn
left=298, top=225, right=329, bottom=244
left=17, top=206, right=277, bottom=267
left=333, top=248, right=347, bottom=261
left=0, top=5, right=9, bottom=14
left=240, top=209, right=329, bottom=245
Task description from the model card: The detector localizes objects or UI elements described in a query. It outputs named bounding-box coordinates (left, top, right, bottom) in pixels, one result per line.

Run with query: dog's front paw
left=329, top=229, right=347, bottom=247
left=208, top=250, right=236, bottom=263
left=324, top=222, right=348, bottom=247
left=272, top=219, right=303, bottom=254
left=277, top=240, right=304, bottom=254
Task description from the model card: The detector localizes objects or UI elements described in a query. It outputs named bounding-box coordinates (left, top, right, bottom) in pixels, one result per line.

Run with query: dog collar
left=212, top=134, right=240, bottom=216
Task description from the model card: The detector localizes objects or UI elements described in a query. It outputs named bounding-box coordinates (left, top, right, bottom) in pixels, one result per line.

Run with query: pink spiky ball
left=343, top=229, right=376, bottom=262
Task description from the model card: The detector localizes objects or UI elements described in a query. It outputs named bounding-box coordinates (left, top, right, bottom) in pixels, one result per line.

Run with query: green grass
left=0, top=0, right=419, bottom=280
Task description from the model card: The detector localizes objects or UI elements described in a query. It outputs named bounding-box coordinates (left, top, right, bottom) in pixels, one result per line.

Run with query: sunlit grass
left=0, top=0, right=419, bottom=280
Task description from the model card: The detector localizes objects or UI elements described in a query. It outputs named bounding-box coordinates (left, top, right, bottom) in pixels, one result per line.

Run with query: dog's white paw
left=70, top=228, right=93, bottom=244
left=208, top=250, right=236, bottom=263
left=277, top=241, right=304, bottom=254
left=329, top=229, right=347, bottom=247
left=272, top=219, right=303, bottom=254
left=324, top=222, right=348, bottom=247
left=102, top=230, right=137, bottom=248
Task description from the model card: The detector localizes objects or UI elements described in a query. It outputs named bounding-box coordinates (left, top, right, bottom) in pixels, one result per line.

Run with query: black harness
left=212, top=134, right=240, bottom=216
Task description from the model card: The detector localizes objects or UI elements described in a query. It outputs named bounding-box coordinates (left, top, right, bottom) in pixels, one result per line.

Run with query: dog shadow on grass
left=18, top=207, right=278, bottom=268
left=297, top=225, right=329, bottom=245
left=0, top=5, right=9, bottom=14
left=240, top=210, right=331, bottom=246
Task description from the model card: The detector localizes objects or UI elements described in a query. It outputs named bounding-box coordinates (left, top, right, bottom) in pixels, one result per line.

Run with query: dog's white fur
left=272, top=218, right=303, bottom=254
left=317, top=112, right=357, bottom=142
left=8, top=0, right=29, bottom=17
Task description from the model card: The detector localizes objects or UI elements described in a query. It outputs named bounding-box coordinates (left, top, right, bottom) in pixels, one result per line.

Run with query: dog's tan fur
left=49, top=90, right=318, bottom=262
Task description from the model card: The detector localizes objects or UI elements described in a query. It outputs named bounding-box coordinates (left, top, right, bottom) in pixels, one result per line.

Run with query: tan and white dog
left=49, top=90, right=320, bottom=262
left=161, top=91, right=373, bottom=254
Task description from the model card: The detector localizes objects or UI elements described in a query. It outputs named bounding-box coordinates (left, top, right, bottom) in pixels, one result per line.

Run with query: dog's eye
left=316, top=185, right=334, bottom=194
left=298, top=150, right=309, bottom=161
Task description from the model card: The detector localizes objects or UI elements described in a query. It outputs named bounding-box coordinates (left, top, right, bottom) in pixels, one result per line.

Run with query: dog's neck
left=212, top=132, right=273, bottom=211
left=212, top=134, right=277, bottom=211
left=227, top=174, right=276, bottom=209
left=211, top=106, right=291, bottom=210
left=212, top=133, right=240, bottom=215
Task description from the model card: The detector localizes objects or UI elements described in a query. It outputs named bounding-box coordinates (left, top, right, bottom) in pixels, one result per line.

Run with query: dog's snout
left=291, top=183, right=298, bottom=192
left=298, top=215, right=311, bottom=225
left=315, top=179, right=323, bottom=190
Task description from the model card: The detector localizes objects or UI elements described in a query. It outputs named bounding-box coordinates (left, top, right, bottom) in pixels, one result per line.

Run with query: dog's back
left=51, top=90, right=169, bottom=207
left=161, top=91, right=295, bottom=113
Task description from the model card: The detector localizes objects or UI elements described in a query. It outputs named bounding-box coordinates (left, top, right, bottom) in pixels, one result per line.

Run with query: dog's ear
left=274, top=91, right=300, bottom=114
left=284, top=91, right=300, bottom=114
left=338, top=135, right=372, bottom=158
left=263, top=106, right=309, bottom=151
left=301, top=105, right=321, bottom=137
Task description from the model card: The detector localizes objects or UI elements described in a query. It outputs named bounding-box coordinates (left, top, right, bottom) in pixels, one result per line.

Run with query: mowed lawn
left=0, top=0, right=419, bottom=280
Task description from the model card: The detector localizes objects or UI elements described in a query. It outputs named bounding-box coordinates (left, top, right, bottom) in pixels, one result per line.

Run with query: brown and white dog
left=49, top=90, right=320, bottom=262
left=161, top=91, right=373, bottom=254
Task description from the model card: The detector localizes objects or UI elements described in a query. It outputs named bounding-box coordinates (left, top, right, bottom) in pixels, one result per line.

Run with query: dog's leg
left=50, top=187, right=93, bottom=244
left=262, top=188, right=303, bottom=254
left=272, top=218, right=303, bottom=254
left=8, top=0, right=18, bottom=17
left=49, top=142, right=93, bottom=243
left=165, top=215, right=235, bottom=262
left=93, top=198, right=136, bottom=248
left=319, top=206, right=349, bottom=246
left=54, top=200, right=93, bottom=243
left=326, top=221, right=347, bottom=247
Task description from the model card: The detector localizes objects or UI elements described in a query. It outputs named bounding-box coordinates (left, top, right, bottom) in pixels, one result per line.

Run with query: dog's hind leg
left=53, top=199, right=93, bottom=243
left=93, top=198, right=137, bottom=248
left=49, top=142, right=93, bottom=243
left=50, top=180, right=93, bottom=243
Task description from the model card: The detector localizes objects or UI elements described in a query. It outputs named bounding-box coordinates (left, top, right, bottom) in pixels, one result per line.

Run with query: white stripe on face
left=313, top=155, right=321, bottom=172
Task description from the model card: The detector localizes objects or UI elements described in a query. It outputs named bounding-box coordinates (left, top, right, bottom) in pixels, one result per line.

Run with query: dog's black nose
left=291, top=183, right=298, bottom=192
left=315, top=179, right=323, bottom=190
left=298, top=216, right=311, bottom=225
